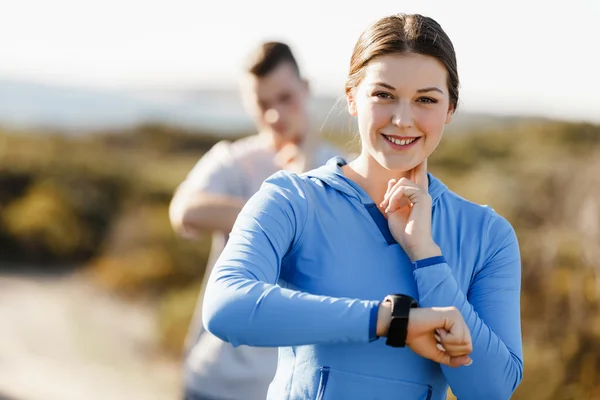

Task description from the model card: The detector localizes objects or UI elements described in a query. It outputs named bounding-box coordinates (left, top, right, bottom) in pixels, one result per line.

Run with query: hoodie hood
left=305, top=157, right=448, bottom=206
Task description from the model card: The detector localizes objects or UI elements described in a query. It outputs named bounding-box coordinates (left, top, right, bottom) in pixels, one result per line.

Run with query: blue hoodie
left=203, top=157, right=523, bottom=400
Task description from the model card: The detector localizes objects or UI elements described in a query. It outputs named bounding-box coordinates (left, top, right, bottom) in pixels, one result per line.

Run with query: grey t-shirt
left=179, top=134, right=342, bottom=400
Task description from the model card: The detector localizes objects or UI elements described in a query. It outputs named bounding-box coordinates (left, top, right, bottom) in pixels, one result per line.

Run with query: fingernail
left=434, top=334, right=441, bottom=342
left=436, top=343, right=446, bottom=352
left=464, top=359, right=473, bottom=367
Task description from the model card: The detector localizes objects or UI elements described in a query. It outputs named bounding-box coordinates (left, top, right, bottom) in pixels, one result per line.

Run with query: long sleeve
left=202, top=171, right=379, bottom=347
left=414, top=210, right=523, bottom=400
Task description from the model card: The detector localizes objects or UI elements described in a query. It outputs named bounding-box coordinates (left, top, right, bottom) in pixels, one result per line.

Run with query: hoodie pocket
left=316, top=367, right=432, bottom=400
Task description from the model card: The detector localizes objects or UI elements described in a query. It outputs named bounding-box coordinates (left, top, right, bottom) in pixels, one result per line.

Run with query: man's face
left=241, top=62, right=310, bottom=148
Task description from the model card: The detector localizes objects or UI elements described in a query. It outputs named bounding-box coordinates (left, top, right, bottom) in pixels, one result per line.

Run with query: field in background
left=1, top=120, right=600, bottom=399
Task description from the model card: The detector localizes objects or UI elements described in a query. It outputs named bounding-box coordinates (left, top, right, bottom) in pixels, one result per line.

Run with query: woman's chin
left=378, top=157, right=420, bottom=173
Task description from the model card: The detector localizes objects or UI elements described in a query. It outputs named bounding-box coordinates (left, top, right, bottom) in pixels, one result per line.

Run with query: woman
left=202, top=13, right=523, bottom=400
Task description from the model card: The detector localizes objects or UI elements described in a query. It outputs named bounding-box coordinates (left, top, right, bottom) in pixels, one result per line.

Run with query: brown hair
left=244, top=41, right=301, bottom=78
left=345, top=14, right=459, bottom=110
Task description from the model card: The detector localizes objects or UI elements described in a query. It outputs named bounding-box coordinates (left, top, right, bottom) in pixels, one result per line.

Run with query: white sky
left=0, top=0, right=599, bottom=121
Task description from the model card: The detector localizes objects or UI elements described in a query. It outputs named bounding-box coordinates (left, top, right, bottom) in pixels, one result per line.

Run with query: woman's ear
left=346, top=89, right=358, bottom=117
left=445, top=105, right=455, bottom=124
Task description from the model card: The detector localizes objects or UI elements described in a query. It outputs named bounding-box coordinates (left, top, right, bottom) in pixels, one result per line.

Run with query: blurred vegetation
left=1, top=119, right=599, bottom=399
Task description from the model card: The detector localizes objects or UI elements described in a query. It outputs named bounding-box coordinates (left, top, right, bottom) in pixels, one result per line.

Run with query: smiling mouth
left=382, top=134, right=420, bottom=146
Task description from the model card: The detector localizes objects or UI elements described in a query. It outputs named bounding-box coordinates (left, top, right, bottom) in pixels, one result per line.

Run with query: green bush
left=89, top=203, right=211, bottom=297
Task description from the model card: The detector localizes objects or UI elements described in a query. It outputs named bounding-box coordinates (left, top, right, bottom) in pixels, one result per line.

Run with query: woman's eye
left=374, top=92, right=393, bottom=99
left=417, top=97, right=438, bottom=104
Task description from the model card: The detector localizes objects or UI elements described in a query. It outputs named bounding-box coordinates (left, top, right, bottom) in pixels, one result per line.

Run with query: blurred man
left=169, top=41, right=341, bottom=400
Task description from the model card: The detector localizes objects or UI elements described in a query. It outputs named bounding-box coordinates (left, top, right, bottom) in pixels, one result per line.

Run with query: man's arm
left=169, top=140, right=244, bottom=239
left=169, top=189, right=246, bottom=239
left=170, top=134, right=339, bottom=240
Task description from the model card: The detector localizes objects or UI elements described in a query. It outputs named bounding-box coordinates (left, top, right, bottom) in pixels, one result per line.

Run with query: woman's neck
left=342, top=152, right=412, bottom=207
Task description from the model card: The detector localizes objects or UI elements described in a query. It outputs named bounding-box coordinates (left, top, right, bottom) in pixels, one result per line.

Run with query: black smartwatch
left=383, top=294, right=419, bottom=348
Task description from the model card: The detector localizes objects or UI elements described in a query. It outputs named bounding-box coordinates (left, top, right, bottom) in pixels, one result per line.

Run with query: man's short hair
left=244, top=41, right=301, bottom=78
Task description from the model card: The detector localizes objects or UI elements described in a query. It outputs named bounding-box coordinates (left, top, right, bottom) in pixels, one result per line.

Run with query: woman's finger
left=411, top=159, right=429, bottom=191
left=438, top=352, right=472, bottom=368
left=448, top=355, right=473, bottom=368
left=384, top=187, right=417, bottom=214
left=437, top=343, right=472, bottom=357
left=381, top=179, right=397, bottom=208
left=384, top=179, right=396, bottom=199
left=384, top=184, right=428, bottom=214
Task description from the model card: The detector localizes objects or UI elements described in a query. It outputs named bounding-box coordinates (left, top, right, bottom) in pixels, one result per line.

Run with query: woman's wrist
left=376, top=301, right=392, bottom=337
left=405, top=241, right=442, bottom=262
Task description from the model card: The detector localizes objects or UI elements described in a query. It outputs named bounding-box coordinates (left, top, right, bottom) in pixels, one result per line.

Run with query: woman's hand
left=377, top=302, right=473, bottom=367
left=407, top=307, right=473, bottom=368
left=379, top=159, right=441, bottom=261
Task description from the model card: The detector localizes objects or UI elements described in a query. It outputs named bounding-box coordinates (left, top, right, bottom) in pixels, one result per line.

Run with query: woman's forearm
left=202, top=271, right=379, bottom=347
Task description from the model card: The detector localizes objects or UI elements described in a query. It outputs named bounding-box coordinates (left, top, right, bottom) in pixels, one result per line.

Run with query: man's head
left=240, top=42, right=310, bottom=149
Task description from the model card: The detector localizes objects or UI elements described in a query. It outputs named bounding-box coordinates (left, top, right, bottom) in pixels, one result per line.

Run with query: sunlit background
left=1, top=1, right=599, bottom=399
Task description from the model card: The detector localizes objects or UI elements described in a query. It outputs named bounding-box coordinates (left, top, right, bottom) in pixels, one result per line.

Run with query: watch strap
left=384, top=294, right=418, bottom=348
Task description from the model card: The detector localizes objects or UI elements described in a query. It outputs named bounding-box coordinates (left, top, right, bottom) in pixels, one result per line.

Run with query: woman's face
left=347, top=53, right=454, bottom=172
